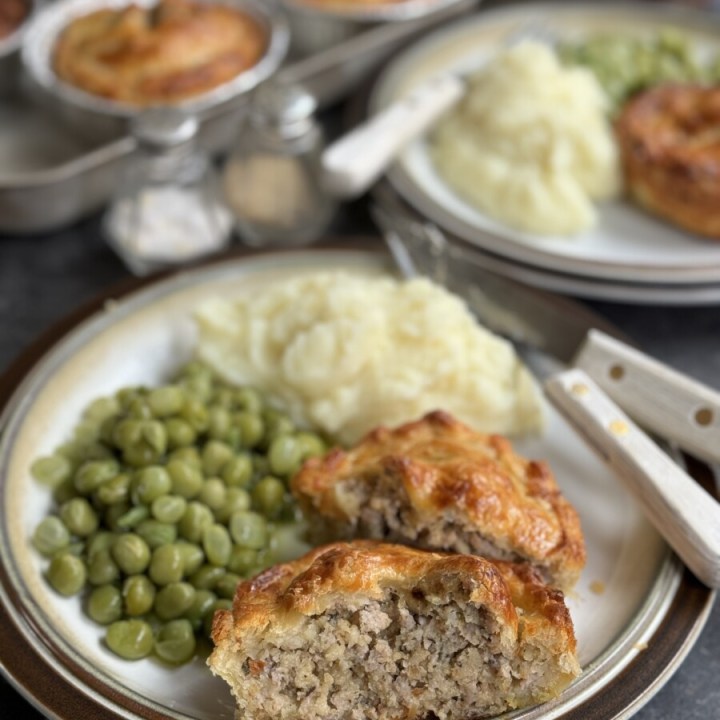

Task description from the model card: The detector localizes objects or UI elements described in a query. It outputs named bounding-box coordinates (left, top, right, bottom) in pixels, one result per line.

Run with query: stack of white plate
left=369, top=1, right=720, bottom=305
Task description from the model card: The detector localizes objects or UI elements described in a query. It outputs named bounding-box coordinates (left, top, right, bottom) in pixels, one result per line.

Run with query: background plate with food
left=0, top=250, right=714, bottom=720
left=370, top=1, right=720, bottom=286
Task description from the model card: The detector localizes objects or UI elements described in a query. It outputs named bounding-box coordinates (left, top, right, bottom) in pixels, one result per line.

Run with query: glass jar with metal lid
left=223, top=80, right=337, bottom=247
left=104, top=108, right=233, bottom=276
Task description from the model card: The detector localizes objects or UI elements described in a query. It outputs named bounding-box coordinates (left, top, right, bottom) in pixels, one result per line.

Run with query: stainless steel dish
left=283, top=0, right=480, bottom=56
left=0, top=0, right=478, bottom=235
left=0, top=0, right=37, bottom=97
left=21, top=0, right=290, bottom=144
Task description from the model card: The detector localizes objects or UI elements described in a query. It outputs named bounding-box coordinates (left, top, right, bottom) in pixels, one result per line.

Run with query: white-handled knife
left=546, top=369, right=720, bottom=589
left=574, top=330, right=720, bottom=467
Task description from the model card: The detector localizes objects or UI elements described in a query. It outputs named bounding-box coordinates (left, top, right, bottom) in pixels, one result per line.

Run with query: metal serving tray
left=0, top=0, right=480, bottom=235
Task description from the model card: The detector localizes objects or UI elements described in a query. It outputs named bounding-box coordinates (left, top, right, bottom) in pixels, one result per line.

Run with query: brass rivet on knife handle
left=545, top=368, right=720, bottom=590
left=574, top=329, right=720, bottom=466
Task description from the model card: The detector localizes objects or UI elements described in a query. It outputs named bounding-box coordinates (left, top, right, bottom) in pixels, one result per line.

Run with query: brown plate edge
left=0, top=242, right=715, bottom=720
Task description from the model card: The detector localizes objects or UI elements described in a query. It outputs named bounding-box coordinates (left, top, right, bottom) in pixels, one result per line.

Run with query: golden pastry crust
left=615, top=83, right=720, bottom=239
left=209, top=541, right=580, bottom=720
left=53, top=0, right=267, bottom=106
left=292, top=410, right=585, bottom=590
left=0, top=0, right=28, bottom=40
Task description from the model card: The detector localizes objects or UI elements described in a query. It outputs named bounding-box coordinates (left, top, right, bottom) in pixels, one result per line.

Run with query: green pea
left=127, top=397, right=153, bottom=420
left=229, top=511, right=268, bottom=550
left=147, top=386, right=185, bottom=417
left=47, top=552, right=87, bottom=596
left=207, top=406, right=231, bottom=441
left=184, top=588, right=216, bottom=631
left=53, top=478, right=79, bottom=505
left=165, top=418, right=197, bottom=449
left=131, top=466, right=171, bottom=505
left=252, top=476, right=286, bottom=518
left=177, top=360, right=212, bottom=379
left=181, top=398, right=208, bottom=433
left=151, top=495, right=187, bottom=524
left=178, top=502, right=214, bottom=543
left=104, top=502, right=131, bottom=531
left=135, top=519, right=177, bottom=548
left=169, top=446, right=202, bottom=469
left=115, top=505, right=150, bottom=530
left=167, top=459, right=203, bottom=499
left=83, top=396, right=120, bottom=423
left=32, top=516, right=71, bottom=556
left=214, top=487, right=251, bottom=523
left=87, top=548, right=121, bottom=586
left=86, top=530, right=116, bottom=558
left=233, top=411, right=264, bottom=449
left=189, top=564, right=225, bottom=590
left=227, top=546, right=258, bottom=575
left=155, top=619, right=196, bottom=665
left=235, top=387, right=263, bottom=414
left=116, top=387, right=141, bottom=409
left=203, top=524, right=232, bottom=567
left=176, top=541, right=205, bottom=577
left=268, top=436, right=302, bottom=477
left=182, top=374, right=213, bottom=403
left=215, top=572, right=241, bottom=600
left=202, top=441, right=233, bottom=477
left=123, top=575, right=156, bottom=616
left=198, top=478, right=227, bottom=513
left=30, top=454, right=72, bottom=488
left=221, top=454, right=253, bottom=488
left=59, top=497, right=98, bottom=537
left=74, top=459, right=119, bottom=495
left=105, top=619, right=154, bottom=660
left=154, top=582, right=196, bottom=620
left=296, top=432, right=327, bottom=460
left=112, top=418, right=144, bottom=450
left=141, top=421, right=167, bottom=456
left=72, top=419, right=101, bottom=446
left=212, top=387, right=236, bottom=409
left=122, top=442, right=159, bottom=468
left=149, top=544, right=184, bottom=585
left=94, top=473, right=130, bottom=506
left=262, top=410, right=295, bottom=447
left=87, top=584, right=123, bottom=625
left=112, top=533, right=151, bottom=575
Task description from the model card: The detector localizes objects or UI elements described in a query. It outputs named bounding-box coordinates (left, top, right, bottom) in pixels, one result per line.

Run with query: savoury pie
left=615, top=83, right=720, bottom=239
left=292, top=410, right=586, bottom=590
left=208, top=540, right=581, bottom=720
left=53, top=0, right=266, bottom=106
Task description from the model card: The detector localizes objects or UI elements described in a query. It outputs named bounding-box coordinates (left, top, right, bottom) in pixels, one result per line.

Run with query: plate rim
left=0, top=247, right=715, bottom=720
left=371, top=0, right=720, bottom=286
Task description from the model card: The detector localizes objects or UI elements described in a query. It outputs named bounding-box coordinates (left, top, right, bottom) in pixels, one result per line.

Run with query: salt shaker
left=104, top=108, right=233, bottom=276
left=223, top=81, right=336, bottom=247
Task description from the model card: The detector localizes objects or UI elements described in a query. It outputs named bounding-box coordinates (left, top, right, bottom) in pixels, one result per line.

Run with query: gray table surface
left=1, top=200, right=719, bottom=719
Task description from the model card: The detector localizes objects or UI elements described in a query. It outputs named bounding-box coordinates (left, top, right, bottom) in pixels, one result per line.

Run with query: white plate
left=371, top=1, right=720, bottom=285
left=0, top=250, right=713, bottom=720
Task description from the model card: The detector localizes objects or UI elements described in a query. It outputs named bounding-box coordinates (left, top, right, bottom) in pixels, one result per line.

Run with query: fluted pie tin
left=21, top=0, right=290, bottom=144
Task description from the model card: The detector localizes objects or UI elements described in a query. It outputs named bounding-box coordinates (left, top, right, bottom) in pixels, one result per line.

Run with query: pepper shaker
left=104, top=108, right=233, bottom=276
left=223, top=81, right=337, bottom=247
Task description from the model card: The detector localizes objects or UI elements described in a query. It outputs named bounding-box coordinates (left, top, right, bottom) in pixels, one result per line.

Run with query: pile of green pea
left=558, top=29, right=720, bottom=114
left=30, top=361, right=327, bottom=665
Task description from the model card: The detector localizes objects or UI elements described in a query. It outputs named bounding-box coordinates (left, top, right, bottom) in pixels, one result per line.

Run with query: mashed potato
left=430, top=41, right=620, bottom=236
left=194, top=272, right=544, bottom=445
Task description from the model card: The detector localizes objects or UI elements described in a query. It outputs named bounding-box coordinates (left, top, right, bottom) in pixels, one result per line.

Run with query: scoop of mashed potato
left=430, top=41, right=620, bottom=236
left=194, top=272, right=544, bottom=446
